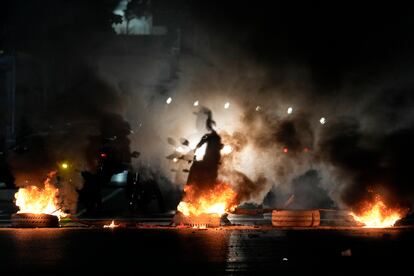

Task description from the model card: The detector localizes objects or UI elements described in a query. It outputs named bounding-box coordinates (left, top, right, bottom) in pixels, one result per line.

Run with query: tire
left=172, top=211, right=221, bottom=228
left=272, top=210, right=320, bottom=227
left=11, top=213, right=59, bottom=228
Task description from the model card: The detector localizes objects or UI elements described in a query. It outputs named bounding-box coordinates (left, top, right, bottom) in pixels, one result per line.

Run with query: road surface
left=0, top=226, right=413, bottom=275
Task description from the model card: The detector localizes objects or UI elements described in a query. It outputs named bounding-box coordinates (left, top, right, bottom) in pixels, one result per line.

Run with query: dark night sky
left=3, top=0, right=414, bottom=91
left=189, top=1, right=414, bottom=91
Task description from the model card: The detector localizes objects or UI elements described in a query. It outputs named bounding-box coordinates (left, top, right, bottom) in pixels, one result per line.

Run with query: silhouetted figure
left=187, top=108, right=223, bottom=188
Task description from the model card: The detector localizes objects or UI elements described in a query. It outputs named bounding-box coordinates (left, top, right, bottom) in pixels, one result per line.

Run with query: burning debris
left=173, top=108, right=239, bottom=227
left=317, top=119, right=414, bottom=228
left=192, top=224, right=207, bottom=229
left=12, top=171, right=64, bottom=228
left=103, top=220, right=119, bottom=228
left=177, top=183, right=237, bottom=217
left=173, top=212, right=222, bottom=228
left=14, top=171, right=66, bottom=219
left=350, top=195, right=407, bottom=228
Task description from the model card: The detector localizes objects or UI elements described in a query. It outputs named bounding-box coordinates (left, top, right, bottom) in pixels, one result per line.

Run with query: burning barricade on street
left=169, top=106, right=410, bottom=230
left=12, top=171, right=66, bottom=228
left=350, top=194, right=407, bottom=228
left=172, top=108, right=238, bottom=228
left=6, top=99, right=413, bottom=231
left=173, top=182, right=237, bottom=228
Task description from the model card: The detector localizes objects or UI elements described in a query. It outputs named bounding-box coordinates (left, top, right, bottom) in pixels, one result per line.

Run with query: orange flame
left=351, top=196, right=406, bottom=228
left=103, top=220, right=119, bottom=228
left=177, top=182, right=237, bottom=217
left=192, top=224, right=207, bottom=229
left=14, top=172, right=66, bottom=218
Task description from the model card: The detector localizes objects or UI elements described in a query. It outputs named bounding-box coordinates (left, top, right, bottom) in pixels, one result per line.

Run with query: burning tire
left=11, top=213, right=59, bottom=228
left=173, top=211, right=222, bottom=228
left=272, top=210, right=320, bottom=227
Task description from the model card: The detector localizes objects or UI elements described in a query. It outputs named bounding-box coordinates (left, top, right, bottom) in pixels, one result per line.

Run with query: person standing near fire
left=187, top=108, right=223, bottom=188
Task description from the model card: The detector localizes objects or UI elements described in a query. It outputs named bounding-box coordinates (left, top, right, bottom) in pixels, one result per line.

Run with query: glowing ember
left=177, top=183, right=237, bottom=217
left=103, top=220, right=119, bottom=228
left=192, top=224, right=207, bottom=229
left=14, top=172, right=66, bottom=218
left=351, top=196, right=406, bottom=228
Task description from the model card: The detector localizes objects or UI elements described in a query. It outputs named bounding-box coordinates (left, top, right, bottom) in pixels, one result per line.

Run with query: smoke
left=152, top=31, right=414, bottom=214
left=8, top=3, right=414, bottom=215
left=78, top=34, right=332, bottom=212
left=316, top=116, right=414, bottom=212
left=9, top=70, right=129, bottom=213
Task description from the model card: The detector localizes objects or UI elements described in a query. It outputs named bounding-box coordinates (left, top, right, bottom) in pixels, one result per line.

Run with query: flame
left=192, top=224, right=207, bottom=229
left=351, top=196, right=406, bottom=228
left=14, top=172, right=66, bottom=218
left=103, top=220, right=119, bottom=228
left=177, top=182, right=237, bottom=217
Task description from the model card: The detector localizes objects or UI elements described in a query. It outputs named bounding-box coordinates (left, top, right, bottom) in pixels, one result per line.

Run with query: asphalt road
left=0, top=226, right=413, bottom=275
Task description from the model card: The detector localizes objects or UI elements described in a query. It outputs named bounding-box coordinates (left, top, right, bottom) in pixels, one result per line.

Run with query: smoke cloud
left=7, top=2, right=414, bottom=216
left=9, top=70, right=130, bottom=213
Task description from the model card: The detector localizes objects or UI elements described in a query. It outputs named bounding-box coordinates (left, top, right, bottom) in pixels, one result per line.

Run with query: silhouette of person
left=187, top=108, right=223, bottom=188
